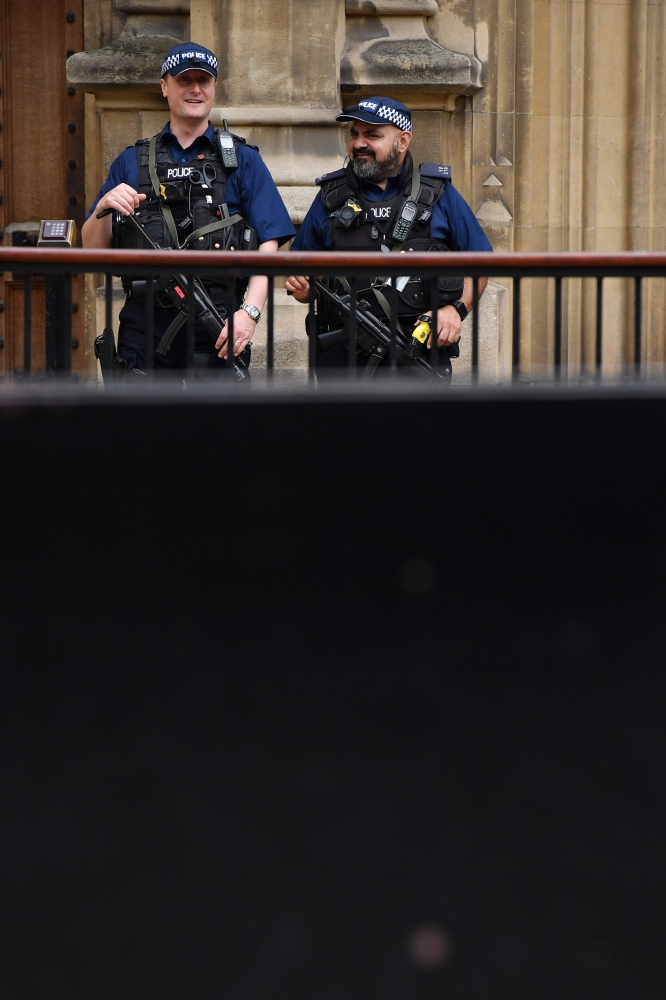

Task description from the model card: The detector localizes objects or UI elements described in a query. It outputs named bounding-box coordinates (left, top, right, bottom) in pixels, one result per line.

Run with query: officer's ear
left=398, top=130, right=412, bottom=154
left=160, top=75, right=168, bottom=99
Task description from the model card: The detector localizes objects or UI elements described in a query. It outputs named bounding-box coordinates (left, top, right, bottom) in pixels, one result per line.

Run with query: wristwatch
left=241, top=303, right=261, bottom=323
left=451, top=300, right=468, bottom=322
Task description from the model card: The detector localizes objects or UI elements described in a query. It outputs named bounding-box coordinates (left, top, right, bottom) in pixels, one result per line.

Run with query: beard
left=352, top=139, right=402, bottom=182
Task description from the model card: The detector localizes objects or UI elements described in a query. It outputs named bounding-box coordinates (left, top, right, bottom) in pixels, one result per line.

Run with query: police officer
left=286, top=98, right=492, bottom=374
left=82, top=42, right=295, bottom=374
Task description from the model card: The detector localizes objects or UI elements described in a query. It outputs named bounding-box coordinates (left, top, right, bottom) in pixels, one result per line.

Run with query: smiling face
left=160, top=70, right=216, bottom=124
left=347, top=121, right=412, bottom=183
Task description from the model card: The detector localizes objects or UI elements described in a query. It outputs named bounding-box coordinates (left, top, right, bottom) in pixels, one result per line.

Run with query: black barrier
left=0, top=388, right=665, bottom=998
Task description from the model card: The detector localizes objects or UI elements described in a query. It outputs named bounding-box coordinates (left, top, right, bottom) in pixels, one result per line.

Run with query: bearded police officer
left=286, top=98, right=491, bottom=375
left=82, top=42, right=295, bottom=374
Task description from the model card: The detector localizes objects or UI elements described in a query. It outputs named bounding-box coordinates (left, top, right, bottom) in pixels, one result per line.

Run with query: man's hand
left=97, top=184, right=146, bottom=217
left=216, top=309, right=257, bottom=359
left=422, top=304, right=463, bottom=348
left=285, top=275, right=311, bottom=303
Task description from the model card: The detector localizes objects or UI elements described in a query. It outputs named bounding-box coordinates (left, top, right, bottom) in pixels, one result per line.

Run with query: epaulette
left=134, top=139, right=150, bottom=146
left=229, top=131, right=259, bottom=152
left=316, top=167, right=347, bottom=186
left=419, top=162, right=451, bottom=181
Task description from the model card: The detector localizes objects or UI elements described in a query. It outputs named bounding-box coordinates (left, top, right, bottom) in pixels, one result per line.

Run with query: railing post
left=512, top=277, right=521, bottom=381
left=145, top=276, right=154, bottom=374
left=23, top=273, right=31, bottom=375
left=307, top=276, right=317, bottom=382
left=554, top=276, right=563, bottom=379
left=226, top=278, right=235, bottom=377
left=595, top=277, right=603, bottom=377
left=104, top=273, right=113, bottom=375
left=472, top=277, right=479, bottom=383
left=634, top=276, right=642, bottom=378
left=266, top=280, right=274, bottom=379
left=429, top=277, right=438, bottom=372
left=389, top=281, right=398, bottom=372
left=348, top=275, right=357, bottom=374
left=187, top=275, right=195, bottom=373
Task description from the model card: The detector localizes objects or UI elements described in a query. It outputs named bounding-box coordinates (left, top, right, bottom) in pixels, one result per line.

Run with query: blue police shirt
left=292, top=168, right=492, bottom=252
left=87, top=122, right=295, bottom=246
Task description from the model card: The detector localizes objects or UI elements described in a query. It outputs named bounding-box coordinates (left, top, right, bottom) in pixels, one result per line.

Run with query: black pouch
left=402, top=239, right=464, bottom=304
left=116, top=211, right=169, bottom=250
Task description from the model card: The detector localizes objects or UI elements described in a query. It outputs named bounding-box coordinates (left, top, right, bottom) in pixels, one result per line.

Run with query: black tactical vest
left=115, top=130, right=258, bottom=306
left=316, top=153, right=463, bottom=327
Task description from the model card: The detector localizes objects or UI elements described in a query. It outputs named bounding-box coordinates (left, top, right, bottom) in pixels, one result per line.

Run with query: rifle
left=94, top=208, right=249, bottom=381
left=313, top=279, right=451, bottom=380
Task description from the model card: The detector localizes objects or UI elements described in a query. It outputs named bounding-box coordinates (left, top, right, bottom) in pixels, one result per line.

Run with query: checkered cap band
left=376, top=105, right=412, bottom=132
left=161, top=49, right=218, bottom=77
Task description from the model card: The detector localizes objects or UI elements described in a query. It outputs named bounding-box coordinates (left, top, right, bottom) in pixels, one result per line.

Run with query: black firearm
left=94, top=207, right=248, bottom=381
left=313, top=279, right=453, bottom=380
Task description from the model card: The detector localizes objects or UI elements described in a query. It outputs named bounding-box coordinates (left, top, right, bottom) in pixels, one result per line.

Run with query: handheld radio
left=391, top=198, right=418, bottom=242
left=216, top=119, right=238, bottom=171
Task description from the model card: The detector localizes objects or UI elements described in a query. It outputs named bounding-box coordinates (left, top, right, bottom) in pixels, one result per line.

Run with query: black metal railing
left=1, top=247, right=665, bottom=386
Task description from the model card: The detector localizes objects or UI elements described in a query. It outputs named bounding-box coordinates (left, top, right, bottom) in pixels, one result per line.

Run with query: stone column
left=431, top=0, right=666, bottom=380
left=69, top=0, right=191, bottom=373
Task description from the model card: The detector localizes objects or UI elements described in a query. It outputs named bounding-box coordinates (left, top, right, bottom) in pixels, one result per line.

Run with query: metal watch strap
left=241, top=303, right=261, bottom=323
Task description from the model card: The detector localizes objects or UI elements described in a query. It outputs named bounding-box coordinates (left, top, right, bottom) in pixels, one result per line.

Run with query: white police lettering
left=359, top=101, right=378, bottom=111
left=371, top=206, right=392, bottom=219
left=166, top=167, right=193, bottom=179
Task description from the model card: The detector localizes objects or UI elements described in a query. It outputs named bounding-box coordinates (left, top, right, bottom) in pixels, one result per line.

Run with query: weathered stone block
left=454, top=281, right=511, bottom=384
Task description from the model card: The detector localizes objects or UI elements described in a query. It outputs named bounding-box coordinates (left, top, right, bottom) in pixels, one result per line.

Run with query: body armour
left=114, top=130, right=258, bottom=308
left=316, top=153, right=463, bottom=328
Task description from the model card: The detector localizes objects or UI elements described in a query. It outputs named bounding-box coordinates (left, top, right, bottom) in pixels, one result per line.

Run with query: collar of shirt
left=160, top=121, right=215, bottom=163
left=359, top=167, right=404, bottom=202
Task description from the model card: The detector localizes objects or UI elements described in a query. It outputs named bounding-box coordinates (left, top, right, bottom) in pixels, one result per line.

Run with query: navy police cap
left=161, top=42, right=218, bottom=79
left=336, top=97, right=412, bottom=133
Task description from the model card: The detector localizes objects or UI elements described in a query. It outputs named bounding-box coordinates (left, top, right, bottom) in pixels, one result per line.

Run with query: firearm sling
left=182, top=214, right=244, bottom=247
left=148, top=135, right=181, bottom=249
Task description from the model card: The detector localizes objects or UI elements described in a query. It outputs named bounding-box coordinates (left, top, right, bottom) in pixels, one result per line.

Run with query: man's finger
left=215, top=323, right=228, bottom=350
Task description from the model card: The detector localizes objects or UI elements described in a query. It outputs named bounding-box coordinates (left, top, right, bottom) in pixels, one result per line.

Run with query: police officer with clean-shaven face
left=286, top=98, right=491, bottom=373
left=82, top=43, right=295, bottom=374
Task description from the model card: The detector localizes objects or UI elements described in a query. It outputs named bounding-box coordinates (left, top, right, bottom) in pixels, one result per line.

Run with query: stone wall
left=70, top=0, right=666, bottom=381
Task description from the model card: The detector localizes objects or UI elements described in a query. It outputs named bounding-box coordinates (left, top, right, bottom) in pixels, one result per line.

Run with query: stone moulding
left=346, top=1, right=439, bottom=13
left=341, top=16, right=482, bottom=95
left=67, top=0, right=189, bottom=89
left=210, top=107, right=342, bottom=128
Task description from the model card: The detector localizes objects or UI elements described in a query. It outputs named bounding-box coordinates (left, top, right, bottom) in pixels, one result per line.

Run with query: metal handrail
left=1, top=248, right=666, bottom=277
